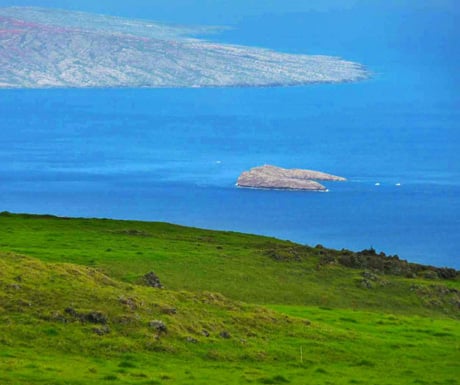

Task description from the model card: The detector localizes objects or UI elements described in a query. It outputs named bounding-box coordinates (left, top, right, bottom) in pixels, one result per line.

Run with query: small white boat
left=375, top=182, right=381, bottom=186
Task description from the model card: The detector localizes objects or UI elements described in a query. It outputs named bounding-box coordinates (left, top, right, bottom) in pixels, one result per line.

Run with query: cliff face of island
left=236, top=165, right=346, bottom=191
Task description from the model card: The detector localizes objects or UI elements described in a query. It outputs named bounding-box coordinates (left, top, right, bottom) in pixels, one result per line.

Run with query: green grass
left=0, top=213, right=458, bottom=317
left=0, top=213, right=459, bottom=384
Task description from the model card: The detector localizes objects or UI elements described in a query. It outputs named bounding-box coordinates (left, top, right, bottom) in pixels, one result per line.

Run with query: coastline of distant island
left=236, top=165, right=346, bottom=191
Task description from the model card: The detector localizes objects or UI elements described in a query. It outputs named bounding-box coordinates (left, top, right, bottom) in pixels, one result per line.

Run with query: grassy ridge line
left=0, top=212, right=459, bottom=318
left=1, top=252, right=459, bottom=385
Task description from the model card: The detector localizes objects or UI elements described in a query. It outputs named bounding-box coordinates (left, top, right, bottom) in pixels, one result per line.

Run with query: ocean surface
left=0, top=1, right=459, bottom=267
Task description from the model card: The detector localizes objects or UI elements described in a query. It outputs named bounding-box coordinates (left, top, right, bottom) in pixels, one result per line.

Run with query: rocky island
left=236, top=165, right=346, bottom=191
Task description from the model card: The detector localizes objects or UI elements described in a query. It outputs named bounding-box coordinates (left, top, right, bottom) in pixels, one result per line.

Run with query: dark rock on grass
left=219, top=330, right=231, bottom=339
left=141, top=271, right=163, bottom=288
left=118, top=296, right=138, bottom=310
left=409, top=284, right=460, bottom=311
left=362, top=271, right=379, bottom=281
left=422, top=270, right=439, bottom=279
left=266, top=248, right=302, bottom=262
left=64, top=307, right=78, bottom=317
left=148, top=320, right=167, bottom=334
left=93, top=325, right=110, bottom=335
left=85, top=311, right=108, bottom=324
left=64, top=308, right=108, bottom=324
left=265, top=245, right=315, bottom=262
left=116, top=315, right=139, bottom=325
left=161, top=307, right=177, bottom=315
left=360, top=279, right=373, bottom=289
left=437, top=268, right=458, bottom=279
left=319, top=248, right=459, bottom=280
left=112, top=229, right=151, bottom=237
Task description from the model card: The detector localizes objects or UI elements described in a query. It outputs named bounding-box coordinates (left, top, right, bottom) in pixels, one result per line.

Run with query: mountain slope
left=0, top=212, right=458, bottom=318
left=0, top=212, right=459, bottom=384
left=1, top=252, right=459, bottom=385
left=0, top=7, right=368, bottom=88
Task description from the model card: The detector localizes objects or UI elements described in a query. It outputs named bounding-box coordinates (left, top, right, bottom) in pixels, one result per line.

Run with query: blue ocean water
left=0, top=1, right=459, bottom=267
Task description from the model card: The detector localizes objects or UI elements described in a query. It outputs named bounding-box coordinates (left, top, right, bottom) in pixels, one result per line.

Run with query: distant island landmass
left=0, top=7, right=368, bottom=88
left=236, top=165, right=346, bottom=191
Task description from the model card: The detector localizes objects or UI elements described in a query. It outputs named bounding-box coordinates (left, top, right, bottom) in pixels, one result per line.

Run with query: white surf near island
left=0, top=7, right=369, bottom=88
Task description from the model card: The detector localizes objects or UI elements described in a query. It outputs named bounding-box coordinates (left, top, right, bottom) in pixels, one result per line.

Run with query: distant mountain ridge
left=0, top=6, right=223, bottom=40
left=0, top=7, right=368, bottom=88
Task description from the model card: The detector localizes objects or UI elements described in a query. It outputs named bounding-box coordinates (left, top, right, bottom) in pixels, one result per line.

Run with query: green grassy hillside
left=1, top=212, right=458, bottom=317
left=0, top=212, right=459, bottom=384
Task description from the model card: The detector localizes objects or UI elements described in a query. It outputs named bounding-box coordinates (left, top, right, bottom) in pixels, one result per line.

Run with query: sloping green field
left=0, top=212, right=459, bottom=384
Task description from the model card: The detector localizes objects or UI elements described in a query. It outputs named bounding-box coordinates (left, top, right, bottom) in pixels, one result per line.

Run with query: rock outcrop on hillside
left=236, top=165, right=346, bottom=191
